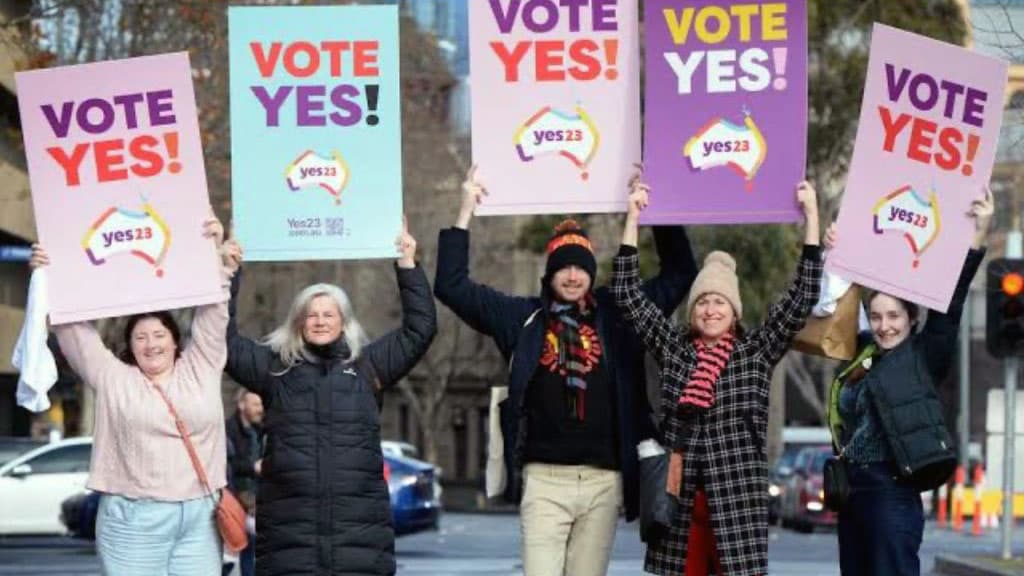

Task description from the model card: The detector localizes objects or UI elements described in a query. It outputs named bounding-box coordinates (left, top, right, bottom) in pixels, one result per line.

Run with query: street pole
left=959, top=299, right=971, bottom=475
left=1003, top=230, right=1021, bottom=560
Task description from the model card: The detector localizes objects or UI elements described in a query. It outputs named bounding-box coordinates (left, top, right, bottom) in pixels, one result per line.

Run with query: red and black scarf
left=680, top=333, right=735, bottom=411
left=540, top=297, right=602, bottom=421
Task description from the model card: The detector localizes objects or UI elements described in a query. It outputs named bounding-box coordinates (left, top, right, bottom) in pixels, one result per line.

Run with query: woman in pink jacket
left=30, top=215, right=238, bottom=575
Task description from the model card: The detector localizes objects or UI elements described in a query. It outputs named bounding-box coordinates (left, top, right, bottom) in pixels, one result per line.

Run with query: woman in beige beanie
left=612, top=179, right=821, bottom=576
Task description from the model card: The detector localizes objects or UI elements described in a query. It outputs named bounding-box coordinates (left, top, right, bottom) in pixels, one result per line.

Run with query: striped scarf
left=549, top=298, right=598, bottom=421
left=680, top=333, right=735, bottom=411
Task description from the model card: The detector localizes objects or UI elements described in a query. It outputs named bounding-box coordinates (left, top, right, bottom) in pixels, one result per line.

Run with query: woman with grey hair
left=224, top=220, right=437, bottom=576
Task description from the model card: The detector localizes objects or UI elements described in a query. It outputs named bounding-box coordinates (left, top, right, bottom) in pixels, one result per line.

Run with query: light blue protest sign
left=229, top=5, right=401, bottom=261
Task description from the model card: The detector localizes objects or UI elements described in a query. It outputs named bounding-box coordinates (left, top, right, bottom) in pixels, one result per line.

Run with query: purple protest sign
left=641, top=0, right=807, bottom=224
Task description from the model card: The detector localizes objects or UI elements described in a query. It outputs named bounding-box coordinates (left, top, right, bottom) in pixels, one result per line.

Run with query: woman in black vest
left=224, top=221, right=437, bottom=576
left=826, top=188, right=992, bottom=576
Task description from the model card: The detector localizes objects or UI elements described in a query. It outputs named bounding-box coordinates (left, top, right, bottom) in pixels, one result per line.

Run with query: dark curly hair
left=119, top=311, right=182, bottom=365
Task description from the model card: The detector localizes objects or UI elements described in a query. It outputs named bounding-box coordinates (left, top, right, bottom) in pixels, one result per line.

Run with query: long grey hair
left=263, top=283, right=370, bottom=370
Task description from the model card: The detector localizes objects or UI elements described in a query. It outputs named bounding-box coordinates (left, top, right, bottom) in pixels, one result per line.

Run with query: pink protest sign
left=469, top=0, right=640, bottom=215
left=16, top=52, right=224, bottom=324
left=827, top=25, right=1007, bottom=312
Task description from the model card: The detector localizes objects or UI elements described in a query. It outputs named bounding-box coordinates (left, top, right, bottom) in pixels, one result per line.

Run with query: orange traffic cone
left=937, top=482, right=948, bottom=528
left=972, top=464, right=984, bottom=536
left=952, top=465, right=965, bottom=532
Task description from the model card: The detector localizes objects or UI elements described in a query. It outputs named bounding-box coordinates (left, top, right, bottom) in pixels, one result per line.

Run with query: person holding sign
left=223, top=218, right=436, bottom=576
left=611, top=181, right=822, bottom=576
left=29, top=215, right=237, bottom=575
left=434, top=166, right=697, bottom=576
left=823, top=188, right=992, bottom=576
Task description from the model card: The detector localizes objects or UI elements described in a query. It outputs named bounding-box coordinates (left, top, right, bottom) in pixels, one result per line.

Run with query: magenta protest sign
left=827, top=25, right=1007, bottom=312
left=469, top=0, right=640, bottom=215
left=641, top=0, right=807, bottom=224
left=16, top=53, right=224, bottom=324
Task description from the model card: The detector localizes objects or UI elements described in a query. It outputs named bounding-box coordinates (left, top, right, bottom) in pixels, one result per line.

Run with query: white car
left=0, top=437, right=92, bottom=535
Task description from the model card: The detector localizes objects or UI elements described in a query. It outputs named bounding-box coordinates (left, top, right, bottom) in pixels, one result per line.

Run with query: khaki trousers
left=520, top=463, right=623, bottom=576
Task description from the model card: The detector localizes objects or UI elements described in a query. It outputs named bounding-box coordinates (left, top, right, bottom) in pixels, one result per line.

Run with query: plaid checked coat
left=612, top=246, right=822, bottom=576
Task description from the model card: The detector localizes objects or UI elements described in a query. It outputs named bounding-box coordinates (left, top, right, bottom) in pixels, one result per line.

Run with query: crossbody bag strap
left=830, top=343, right=878, bottom=459
left=150, top=381, right=215, bottom=499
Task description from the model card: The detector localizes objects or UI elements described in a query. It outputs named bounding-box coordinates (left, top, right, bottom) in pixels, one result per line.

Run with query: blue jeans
left=97, top=493, right=222, bottom=576
left=838, top=463, right=924, bottom=576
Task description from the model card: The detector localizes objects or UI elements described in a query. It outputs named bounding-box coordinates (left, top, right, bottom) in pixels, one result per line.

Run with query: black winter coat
left=433, top=226, right=696, bottom=521
left=226, top=265, right=437, bottom=576
left=838, top=248, right=983, bottom=490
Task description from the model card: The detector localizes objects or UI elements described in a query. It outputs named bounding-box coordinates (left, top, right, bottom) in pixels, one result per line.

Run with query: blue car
left=384, top=453, right=441, bottom=536
left=61, top=451, right=441, bottom=539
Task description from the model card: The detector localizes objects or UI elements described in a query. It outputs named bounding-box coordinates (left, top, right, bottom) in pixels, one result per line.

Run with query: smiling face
left=302, top=294, right=344, bottom=346
left=691, top=293, right=736, bottom=343
left=869, top=293, right=913, bottom=350
left=129, top=317, right=178, bottom=377
left=549, top=265, right=592, bottom=303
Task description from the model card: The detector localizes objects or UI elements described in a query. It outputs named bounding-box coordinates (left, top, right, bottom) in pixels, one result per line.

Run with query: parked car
left=769, top=427, right=832, bottom=525
left=0, top=436, right=92, bottom=535
left=384, top=452, right=441, bottom=536
left=779, top=445, right=836, bottom=532
left=62, top=445, right=441, bottom=539
left=382, top=439, right=442, bottom=504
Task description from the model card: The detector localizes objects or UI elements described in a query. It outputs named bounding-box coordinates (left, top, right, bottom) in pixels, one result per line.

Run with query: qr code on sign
left=326, top=218, right=345, bottom=237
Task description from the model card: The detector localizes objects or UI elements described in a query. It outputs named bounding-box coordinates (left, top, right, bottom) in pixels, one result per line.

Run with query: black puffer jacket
left=226, top=265, right=437, bottom=576
left=861, top=248, right=983, bottom=490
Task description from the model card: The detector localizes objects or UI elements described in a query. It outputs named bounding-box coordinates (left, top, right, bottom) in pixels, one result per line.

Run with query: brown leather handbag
left=151, top=382, right=249, bottom=553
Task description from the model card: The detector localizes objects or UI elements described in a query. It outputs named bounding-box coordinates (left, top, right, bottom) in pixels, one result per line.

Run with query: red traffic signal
left=987, top=258, right=1024, bottom=358
left=1002, top=272, right=1024, bottom=296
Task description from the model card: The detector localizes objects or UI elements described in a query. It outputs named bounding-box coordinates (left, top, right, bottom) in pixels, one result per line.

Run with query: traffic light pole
left=1003, top=357, right=1017, bottom=560
left=959, top=303, right=970, bottom=475
left=1003, top=230, right=1021, bottom=560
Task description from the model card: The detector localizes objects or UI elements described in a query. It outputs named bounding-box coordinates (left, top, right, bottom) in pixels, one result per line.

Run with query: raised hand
left=456, top=165, right=487, bottom=229
left=969, top=185, right=994, bottom=248
left=396, top=215, right=417, bottom=269
left=29, top=244, right=50, bottom=270
left=202, top=208, right=225, bottom=248
left=221, top=223, right=243, bottom=276
left=796, top=181, right=818, bottom=219
left=823, top=222, right=838, bottom=251
left=796, top=181, right=820, bottom=246
left=626, top=163, right=650, bottom=222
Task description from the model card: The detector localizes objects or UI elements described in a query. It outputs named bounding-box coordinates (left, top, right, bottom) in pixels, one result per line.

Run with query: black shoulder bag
left=823, top=451, right=850, bottom=512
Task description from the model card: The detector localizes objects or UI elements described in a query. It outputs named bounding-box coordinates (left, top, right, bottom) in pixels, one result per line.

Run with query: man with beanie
left=434, top=166, right=697, bottom=576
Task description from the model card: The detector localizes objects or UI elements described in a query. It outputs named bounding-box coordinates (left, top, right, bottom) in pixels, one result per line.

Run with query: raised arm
left=225, top=268, right=275, bottom=395
left=920, top=186, right=992, bottom=378
left=749, top=181, right=823, bottom=366
left=434, top=167, right=537, bottom=355
left=54, top=322, right=122, bottom=390
left=640, top=226, right=697, bottom=315
left=611, top=247, right=684, bottom=367
left=365, top=226, right=438, bottom=386
left=626, top=165, right=698, bottom=314
left=182, top=214, right=233, bottom=375
left=29, top=243, right=121, bottom=388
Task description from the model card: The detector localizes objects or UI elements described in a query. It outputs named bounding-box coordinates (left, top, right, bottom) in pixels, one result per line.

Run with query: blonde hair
left=263, top=283, right=370, bottom=371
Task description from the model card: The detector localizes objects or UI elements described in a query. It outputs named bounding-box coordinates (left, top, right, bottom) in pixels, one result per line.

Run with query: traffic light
left=986, top=258, right=1024, bottom=357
